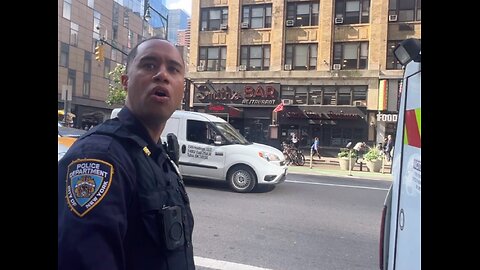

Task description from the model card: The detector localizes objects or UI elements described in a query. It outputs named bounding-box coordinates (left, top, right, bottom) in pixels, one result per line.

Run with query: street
left=185, top=173, right=391, bottom=270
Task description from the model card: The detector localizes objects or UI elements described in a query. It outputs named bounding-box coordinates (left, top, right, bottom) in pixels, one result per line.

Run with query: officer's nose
left=152, top=66, right=168, bottom=82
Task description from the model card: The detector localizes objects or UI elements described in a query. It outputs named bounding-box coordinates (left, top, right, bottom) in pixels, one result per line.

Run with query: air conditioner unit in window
left=241, top=22, right=249, bottom=29
left=388, top=15, right=398, bottom=22
left=238, top=65, right=247, bottom=71
left=197, top=66, right=205, bottom=72
left=334, top=17, right=344, bottom=24
left=220, top=24, right=228, bottom=30
left=285, top=20, right=294, bottom=27
left=281, top=99, right=292, bottom=105
left=284, top=64, right=292, bottom=71
left=332, top=64, right=342, bottom=70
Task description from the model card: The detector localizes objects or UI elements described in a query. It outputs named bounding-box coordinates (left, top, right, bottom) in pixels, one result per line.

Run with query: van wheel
left=227, top=165, right=257, bottom=193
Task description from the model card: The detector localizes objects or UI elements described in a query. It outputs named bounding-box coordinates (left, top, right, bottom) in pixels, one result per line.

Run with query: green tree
left=106, top=63, right=127, bottom=106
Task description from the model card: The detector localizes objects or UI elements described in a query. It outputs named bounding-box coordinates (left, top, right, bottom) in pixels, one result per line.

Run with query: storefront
left=374, top=112, right=398, bottom=146
left=192, top=82, right=280, bottom=147
left=278, top=106, right=368, bottom=148
left=191, top=82, right=369, bottom=149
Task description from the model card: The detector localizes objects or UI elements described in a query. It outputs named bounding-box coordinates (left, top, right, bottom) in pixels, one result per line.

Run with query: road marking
left=195, top=256, right=273, bottom=270
left=285, top=180, right=389, bottom=191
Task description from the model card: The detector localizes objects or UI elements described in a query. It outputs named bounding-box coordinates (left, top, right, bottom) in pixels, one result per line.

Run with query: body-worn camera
left=158, top=205, right=185, bottom=250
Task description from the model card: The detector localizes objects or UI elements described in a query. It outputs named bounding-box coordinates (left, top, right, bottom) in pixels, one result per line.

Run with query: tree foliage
left=105, top=63, right=127, bottom=106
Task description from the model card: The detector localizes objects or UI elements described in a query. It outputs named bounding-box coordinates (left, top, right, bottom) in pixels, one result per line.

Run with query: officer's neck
left=142, top=123, right=165, bottom=144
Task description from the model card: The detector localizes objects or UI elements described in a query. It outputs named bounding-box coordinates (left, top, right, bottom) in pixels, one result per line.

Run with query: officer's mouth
left=151, top=87, right=170, bottom=102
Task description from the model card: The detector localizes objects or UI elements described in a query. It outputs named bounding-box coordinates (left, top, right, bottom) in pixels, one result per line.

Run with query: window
left=123, top=9, right=129, bottom=28
left=389, top=0, right=421, bottom=22
left=112, top=2, right=120, bottom=25
left=93, top=10, right=101, bottom=40
left=87, top=0, right=94, bottom=8
left=280, top=86, right=309, bottom=105
left=281, top=86, right=295, bottom=101
left=337, top=87, right=352, bottom=105
left=83, top=74, right=91, bottom=97
left=285, top=44, right=317, bottom=70
left=104, top=59, right=111, bottom=78
left=284, top=85, right=367, bottom=105
left=200, top=7, right=228, bottom=31
left=335, top=0, right=370, bottom=24
left=352, top=86, right=367, bottom=105
left=286, top=1, right=319, bottom=27
left=386, top=41, right=403, bottom=69
left=94, top=11, right=101, bottom=33
left=60, top=42, right=69, bottom=67
left=70, top=22, right=78, bottom=46
left=199, top=46, right=227, bottom=71
left=323, top=86, right=337, bottom=105
left=127, top=30, right=133, bottom=49
left=240, top=45, right=270, bottom=71
left=242, top=4, right=272, bottom=29
left=294, top=86, right=308, bottom=105
left=63, top=0, right=71, bottom=20
left=112, top=25, right=119, bottom=41
left=309, top=86, right=322, bottom=105
left=68, top=69, right=76, bottom=96
left=84, top=52, right=91, bottom=74
left=187, top=120, right=215, bottom=144
left=333, top=42, right=368, bottom=69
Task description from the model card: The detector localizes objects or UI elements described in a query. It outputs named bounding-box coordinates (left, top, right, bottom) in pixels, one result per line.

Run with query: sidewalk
left=286, top=155, right=393, bottom=181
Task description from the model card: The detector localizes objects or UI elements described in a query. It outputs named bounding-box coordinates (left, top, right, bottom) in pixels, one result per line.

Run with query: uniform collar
left=116, top=107, right=164, bottom=154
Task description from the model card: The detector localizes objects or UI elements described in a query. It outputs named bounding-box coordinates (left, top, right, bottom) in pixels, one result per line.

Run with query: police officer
left=58, top=37, right=195, bottom=270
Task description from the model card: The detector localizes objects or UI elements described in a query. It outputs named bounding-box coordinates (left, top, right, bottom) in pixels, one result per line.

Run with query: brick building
left=186, top=0, right=421, bottom=149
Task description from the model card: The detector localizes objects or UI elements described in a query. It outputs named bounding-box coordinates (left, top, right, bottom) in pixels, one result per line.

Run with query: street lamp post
left=144, top=0, right=168, bottom=40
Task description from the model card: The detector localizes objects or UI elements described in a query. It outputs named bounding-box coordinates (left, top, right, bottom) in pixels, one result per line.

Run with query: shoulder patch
left=65, top=159, right=114, bottom=217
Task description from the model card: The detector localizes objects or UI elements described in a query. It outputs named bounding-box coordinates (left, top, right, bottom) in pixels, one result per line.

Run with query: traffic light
left=95, top=44, right=105, bottom=62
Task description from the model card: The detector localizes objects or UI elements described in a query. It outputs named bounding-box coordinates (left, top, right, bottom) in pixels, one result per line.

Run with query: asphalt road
left=184, top=173, right=391, bottom=270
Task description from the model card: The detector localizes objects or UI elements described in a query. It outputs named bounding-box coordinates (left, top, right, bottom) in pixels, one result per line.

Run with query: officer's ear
left=121, top=74, right=129, bottom=88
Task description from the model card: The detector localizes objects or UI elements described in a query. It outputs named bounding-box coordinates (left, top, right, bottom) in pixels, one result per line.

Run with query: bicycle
left=282, top=142, right=305, bottom=166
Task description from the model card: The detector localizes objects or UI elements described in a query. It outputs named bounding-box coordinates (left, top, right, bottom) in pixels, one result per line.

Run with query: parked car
left=58, top=126, right=86, bottom=138
left=58, top=126, right=85, bottom=161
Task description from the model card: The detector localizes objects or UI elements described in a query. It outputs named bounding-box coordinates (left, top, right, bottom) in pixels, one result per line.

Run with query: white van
left=161, top=110, right=288, bottom=193
left=379, top=38, right=421, bottom=270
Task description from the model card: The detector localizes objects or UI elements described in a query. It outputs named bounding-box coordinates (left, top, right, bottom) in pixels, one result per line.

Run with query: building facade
left=186, top=0, right=420, bottom=149
left=58, top=0, right=169, bottom=129
left=168, top=9, right=191, bottom=45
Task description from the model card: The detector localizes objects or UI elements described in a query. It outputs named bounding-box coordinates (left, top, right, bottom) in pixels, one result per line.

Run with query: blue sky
left=166, top=0, right=192, bottom=15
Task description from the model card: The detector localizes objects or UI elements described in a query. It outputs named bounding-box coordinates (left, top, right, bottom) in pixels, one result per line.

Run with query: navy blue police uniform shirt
left=58, top=107, right=192, bottom=270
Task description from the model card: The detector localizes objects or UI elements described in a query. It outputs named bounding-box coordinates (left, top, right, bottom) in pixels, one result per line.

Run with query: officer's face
left=122, top=39, right=185, bottom=125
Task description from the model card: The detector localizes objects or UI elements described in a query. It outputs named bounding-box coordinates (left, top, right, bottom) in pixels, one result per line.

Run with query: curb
left=286, top=165, right=393, bottom=181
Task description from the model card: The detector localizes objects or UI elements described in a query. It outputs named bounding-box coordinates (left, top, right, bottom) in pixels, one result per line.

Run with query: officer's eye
left=168, top=66, right=180, bottom=73
left=144, top=63, right=156, bottom=70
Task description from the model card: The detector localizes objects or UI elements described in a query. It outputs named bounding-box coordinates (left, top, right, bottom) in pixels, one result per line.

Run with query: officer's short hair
left=126, top=37, right=183, bottom=73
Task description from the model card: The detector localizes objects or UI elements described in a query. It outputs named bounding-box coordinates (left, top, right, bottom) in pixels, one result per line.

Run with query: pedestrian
left=384, top=134, right=394, bottom=162
left=291, top=133, right=299, bottom=149
left=58, top=37, right=195, bottom=270
left=310, top=136, right=321, bottom=160
left=353, top=141, right=367, bottom=162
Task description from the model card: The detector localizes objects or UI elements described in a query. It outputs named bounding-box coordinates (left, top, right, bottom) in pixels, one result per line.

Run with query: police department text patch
left=66, top=159, right=114, bottom=217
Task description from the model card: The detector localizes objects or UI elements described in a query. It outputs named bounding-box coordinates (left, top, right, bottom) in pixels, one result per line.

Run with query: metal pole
left=348, top=149, right=353, bottom=176
left=147, top=3, right=168, bottom=40
left=309, top=149, right=313, bottom=169
left=64, top=91, right=68, bottom=125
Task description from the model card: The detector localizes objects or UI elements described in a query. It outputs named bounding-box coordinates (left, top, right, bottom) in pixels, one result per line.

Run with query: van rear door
left=388, top=60, right=421, bottom=270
